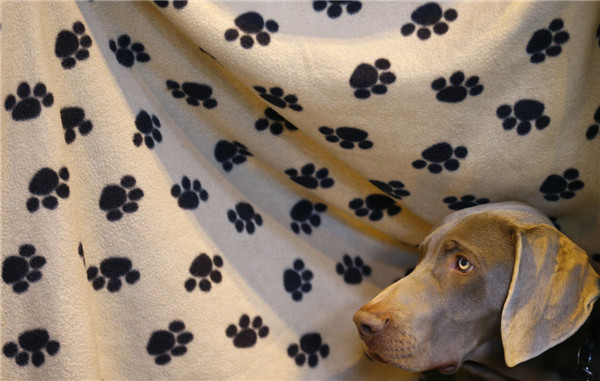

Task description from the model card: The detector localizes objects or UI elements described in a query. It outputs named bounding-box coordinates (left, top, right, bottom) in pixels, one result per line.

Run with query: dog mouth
left=436, top=364, right=458, bottom=374
left=364, top=348, right=387, bottom=364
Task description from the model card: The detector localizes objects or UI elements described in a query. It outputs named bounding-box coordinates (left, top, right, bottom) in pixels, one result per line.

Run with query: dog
left=353, top=202, right=600, bottom=380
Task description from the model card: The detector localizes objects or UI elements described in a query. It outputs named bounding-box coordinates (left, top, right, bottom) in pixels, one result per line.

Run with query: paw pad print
left=539, top=168, right=584, bottom=201
left=226, top=315, right=269, bottom=348
left=147, top=320, right=193, bottom=365
left=337, top=254, right=371, bottom=284
left=171, top=176, right=209, bottom=210
left=225, top=12, right=279, bottom=49
left=2, top=245, right=46, bottom=294
left=313, top=1, right=362, bottom=19
left=288, top=333, right=329, bottom=367
left=3, top=329, right=59, bottom=367
left=349, top=194, right=401, bottom=221
left=154, top=0, right=187, bottom=9
left=370, top=180, right=410, bottom=200
left=496, top=99, right=550, bottom=135
left=5, top=82, right=54, bottom=121
left=214, top=140, right=252, bottom=172
left=319, top=126, right=373, bottom=149
left=286, top=164, right=334, bottom=189
left=255, top=107, right=298, bottom=135
left=185, top=253, right=223, bottom=292
left=432, top=71, right=483, bottom=103
left=166, top=80, right=217, bottom=109
left=134, top=110, right=162, bottom=149
left=27, top=167, right=70, bottom=213
left=401, top=2, right=457, bottom=40
left=61, top=106, right=93, bottom=144
left=109, top=34, right=150, bottom=67
left=527, top=18, right=569, bottom=64
left=254, top=86, right=302, bottom=111
left=228, top=202, right=263, bottom=234
left=443, top=195, right=489, bottom=210
left=350, top=59, right=396, bottom=99
left=412, top=142, right=468, bottom=173
left=586, top=106, right=599, bottom=140
left=99, top=175, right=144, bottom=221
left=87, top=257, right=140, bottom=292
left=284, top=259, right=313, bottom=301
left=55, top=21, right=92, bottom=69
left=290, top=200, right=327, bottom=234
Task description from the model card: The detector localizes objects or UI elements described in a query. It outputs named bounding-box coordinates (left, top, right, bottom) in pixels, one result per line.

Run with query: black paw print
left=54, top=21, right=92, bottom=69
left=290, top=200, right=327, bottom=234
left=313, top=1, right=362, bottom=19
left=61, top=106, right=93, bottom=144
left=255, top=107, right=298, bottom=135
left=225, top=12, right=279, bottom=49
left=539, top=168, right=584, bottom=201
left=254, top=86, right=303, bottom=111
left=109, top=34, right=150, bottom=67
left=336, top=254, right=371, bottom=284
left=285, top=164, right=334, bottom=189
left=401, top=2, right=457, bottom=40
left=87, top=257, right=140, bottom=292
left=283, top=259, right=313, bottom=301
left=154, top=0, right=187, bottom=9
left=350, top=59, right=396, bottom=99
left=432, top=71, right=483, bottom=103
left=171, top=176, right=208, bottom=210
left=134, top=110, right=162, bottom=149
left=443, top=195, right=489, bottom=210
left=412, top=142, right=468, bottom=173
left=3, top=329, right=59, bottom=367
left=226, top=315, right=269, bottom=348
left=228, top=202, right=263, bottom=234
left=185, top=253, right=223, bottom=292
left=99, top=175, right=144, bottom=221
left=496, top=99, right=550, bottom=135
left=370, top=180, right=410, bottom=200
left=166, top=80, right=217, bottom=109
left=27, top=167, right=70, bottom=213
left=527, top=18, right=569, bottom=64
left=214, top=140, right=252, bottom=172
left=288, top=333, right=329, bottom=367
left=318, top=126, right=373, bottom=149
left=586, top=106, right=599, bottom=140
left=4, top=82, right=54, bottom=121
left=2, top=244, right=46, bottom=294
left=349, top=194, right=401, bottom=221
left=147, top=320, right=193, bottom=365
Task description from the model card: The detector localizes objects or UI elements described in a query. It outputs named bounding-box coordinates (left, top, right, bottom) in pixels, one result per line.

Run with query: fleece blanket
left=1, top=1, right=599, bottom=380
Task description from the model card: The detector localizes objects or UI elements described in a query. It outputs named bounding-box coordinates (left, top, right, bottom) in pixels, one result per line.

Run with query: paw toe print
left=432, top=71, right=483, bottom=103
left=349, top=194, right=401, bottom=221
left=61, top=107, right=93, bottom=144
left=171, top=176, right=208, bottom=210
left=586, top=106, right=599, bottom=140
left=166, top=80, right=217, bottom=109
left=336, top=254, right=371, bottom=284
left=2, top=245, right=46, bottom=294
left=228, top=202, right=263, bottom=234
left=288, top=333, right=329, bottom=367
left=412, top=142, right=468, bottom=173
left=254, top=86, right=302, bottom=111
left=3, top=329, right=60, bottom=367
left=87, top=257, right=140, bottom=292
left=134, top=110, right=162, bottom=149
left=55, top=21, right=92, bottom=69
left=225, top=12, right=279, bottom=49
left=286, top=164, right=334, bottom=189
left=370, top=180, right=410, bottom=200
left=284, top=259, right=313, bottom=301
left=443, top=195, right=489, bottom=210
left=319, top=126, right=373, bottom=149
left=226, top=315, right=269, bottom=348
left=109, top=34, right=150, bottom=67
left=255, top=107, right=298, bottom=135
left=185, top=253, right=223, bottom=292
left=99, top=175, right=144, bottom=221
left=147, top=320, right=193, bottom=365
left=214, top=140, right=252, bottom=172
left=496, top=99, right=550, bottom=135
left=154, top=0, right=188, bottom=9
left=401, top=2, right=457, bottom=40
left=350, top=59, right=396, bottom=99
left=27, top=167, right=70, bottom=212
left=290, top=200, right=327, bottom=234
left=313, top=1, right=362, bottom=19
left=539, top=168, right=584, bottom=201
left=5, top=82, right=54, bottom=121
left=527, top=18, right=569, bottom=64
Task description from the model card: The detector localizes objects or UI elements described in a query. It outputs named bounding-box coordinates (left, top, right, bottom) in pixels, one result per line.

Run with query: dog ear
left=501, top=224, right=600, bottom=367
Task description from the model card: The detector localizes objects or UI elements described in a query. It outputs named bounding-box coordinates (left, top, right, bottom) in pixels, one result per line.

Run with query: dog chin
left=364, top=346, right=460, bottom=375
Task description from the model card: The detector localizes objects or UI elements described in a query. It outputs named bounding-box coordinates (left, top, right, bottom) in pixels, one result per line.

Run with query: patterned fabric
left=2, top=1, right=599, bottom=379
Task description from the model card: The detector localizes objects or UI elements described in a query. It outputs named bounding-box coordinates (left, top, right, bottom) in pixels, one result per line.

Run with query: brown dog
left=354, top=202, right=600, bottom=380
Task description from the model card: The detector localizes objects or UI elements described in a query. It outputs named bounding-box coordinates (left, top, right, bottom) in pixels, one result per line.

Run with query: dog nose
left=353, top=310, right=390, bottom=336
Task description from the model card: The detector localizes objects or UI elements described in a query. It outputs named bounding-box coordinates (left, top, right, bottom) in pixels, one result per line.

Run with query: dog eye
left=456, top=256, right=473, bottom=273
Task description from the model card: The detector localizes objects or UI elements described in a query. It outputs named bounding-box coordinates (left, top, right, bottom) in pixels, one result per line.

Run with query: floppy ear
left=501, top=224, right=600, bottom=367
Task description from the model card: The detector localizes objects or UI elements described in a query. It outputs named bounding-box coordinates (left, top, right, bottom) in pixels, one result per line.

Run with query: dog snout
left=353, top=309, right=390, bottom=337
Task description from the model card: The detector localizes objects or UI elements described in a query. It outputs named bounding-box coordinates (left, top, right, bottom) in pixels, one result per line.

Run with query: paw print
left=171, top=176, right=208, bottom=210
left=336, top=254, right=371, bottom=284
left=4, top=82, right=54, bottom=121
left=226, top=315, right=269, bottom=348
left=87, top=257, right=140, bottom=292
left=443, top=195, right=489, bottom=210
left=225, top=12, right=279, bottom=49
left=2, top=244, right=46, bottom=294
left=318, top=126, right=373, bottom=149
left=54, top=21, right=92, bottom=69
left=214, top=140, right=252, bottom=172
left=3, top=329, right=59, bottom=367
left=313, top=1, right=362, bottom=19
left=527, top=19, right=569, bottom=64
left=349, top=194, right=401, bottom=221
left=133, top=110, right=162, bottom=149
left=290, top=200, right=327, bottom=234
left=109, top=34, right=150, bottom=67
left=285, top=164, right=334, bottom=189
left=185, top=253, right=223, bottom=292
left=154, top=0, right=187, bottom=9
left=27, top=167, right=70, bottom=213
left=166, top=80, right=217, bottom=109
left=370, top=180, right=410, bottom=200
left=61, top=106, right=93, bottom=144
left=401, top=2, right=457, bottom=40
left=412, top=142, right=468, bottom=173
left=539, top=168, right=584, bottom=201
left=496, top=99, right=550, bottom=135
left=586, top=105, right=599, bottom=140
left=254, top=86, right=302, bottom=111
left=147, top=320, right=193, bottom=365
left=288, top=333, right=329, bottom=367
left=255, top=107, right=298, bottom=135
left=283, top=259, right=313, bottom=301
left=350, top=59, right=396, bottom=99
left=432, top=71, right=483, bottom=103
left=228, top=202, right=263, bottom=234
left=99, top=175, right=144, bottom=221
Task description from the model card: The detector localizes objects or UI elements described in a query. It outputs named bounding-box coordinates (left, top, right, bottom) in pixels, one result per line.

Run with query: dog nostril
left=361, top=324, right=374, bottom=335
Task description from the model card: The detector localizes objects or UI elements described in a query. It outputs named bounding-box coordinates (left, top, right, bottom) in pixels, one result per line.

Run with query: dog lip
left=436, top=363, right=458, bottom=374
